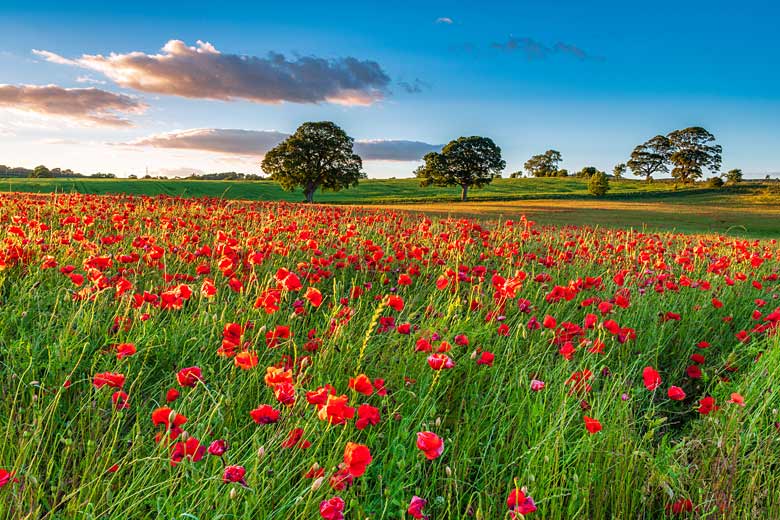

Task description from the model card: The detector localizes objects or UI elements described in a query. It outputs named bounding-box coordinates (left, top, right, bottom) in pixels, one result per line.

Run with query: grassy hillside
left=0, top=176, right=700, bottom=203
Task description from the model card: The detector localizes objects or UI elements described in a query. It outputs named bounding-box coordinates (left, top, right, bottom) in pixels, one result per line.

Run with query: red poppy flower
left=427, top=353, right=455, bottom=370
left=642, top=366, right=661, bottom=391
left=208, top=439, right=228, bottom=456
left=250, top=404, right=281, bottom=424
left=408, top=496, right=429, bottom=519
left=728, top=393, right=745, bottom=406
left=0, top=469, right=18, bottom=488
left=349, top=374, right=374, bottom=395
left=234, top=351, right=258, bottom=370
left=584, top=416, right=602, bottom=434
left=329, top=468, right=354, bottom=491
left=356, top=404, right=380, bottom=430
left=317, top=394, right=356, bottom=425
left=151, top=406, right=188, bottom=440
left=304, top=287, right=323, bottom=307
left=387, top=295, right=404, bottom=311
left=667, top=386, right=686, bottom=401
left=114, top=343, right=136, bottom=360
left=93, top=372, right=125, bottom=389
left=476, top=351, right=495, bottom=366
left=319, top=496, right=345, bottom=520
left=166, top=388, right=179, bottom=402
left=170, top=437, right=205, bottom=465
left=343, top=442, right=372, bottom=477
left=111, top=390, right=129, bottom=410
left=265, top=325, right=291, bottom=348
left=507, top=487, right=537, bottom=515
left=416, top=431, right=444, bottom=460
left=223, top=465, right=247, bottom=485
left=281, top=427, right=311, bottom=449
left=273, top=382, right=296, bottom=406
left=698, top=396, right=718, bottom=415
left=264, top=366, right=293, bottom=387
left=176, top=366, right=202, bottom=388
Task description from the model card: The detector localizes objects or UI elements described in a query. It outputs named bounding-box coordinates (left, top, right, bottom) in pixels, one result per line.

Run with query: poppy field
left=1, top=191, right=779, bottom=519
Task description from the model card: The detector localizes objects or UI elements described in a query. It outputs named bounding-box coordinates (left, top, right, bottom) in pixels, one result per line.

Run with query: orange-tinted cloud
left=0, top=84, right=146, bottom=126
left=35, top=40, right=392, bottom=106
left=124, top=128, right=440, bottom=161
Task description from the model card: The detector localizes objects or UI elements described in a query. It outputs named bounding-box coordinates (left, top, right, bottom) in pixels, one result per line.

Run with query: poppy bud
left=229, top=488, right=237, bottom=500
left=311, top=476, right=325, bottom=491
left=257, top=446, right=266, bottom=459
left=445, top=466, right=452, bottom=477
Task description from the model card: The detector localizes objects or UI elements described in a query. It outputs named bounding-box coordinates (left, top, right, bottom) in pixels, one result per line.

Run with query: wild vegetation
left=0, top=191, right=779, bottom=519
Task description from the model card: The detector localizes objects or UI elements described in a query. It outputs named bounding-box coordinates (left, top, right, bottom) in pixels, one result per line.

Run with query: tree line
left=261, top=122, right=745, bottom=202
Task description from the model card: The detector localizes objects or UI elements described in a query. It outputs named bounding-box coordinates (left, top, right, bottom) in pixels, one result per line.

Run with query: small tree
left=556, top=168, right=569, bottom=177
left=577, top=166, right=600, bottom=178
left=524, top=150, right=562, bottom=177
left=724, top=168, right=743, bottom=184
left=667, top=127, right=722, bottom=184
left=32, top=165, right=50, bottom=178
left=613, top=163, right=626, bottom=180
left=707, top=176, right=724, bottom=188
left=415, top=136, right=505, bottom=201
left=588, top=171, right=610, bottom=197
left=627, top=135, right=673, bottom=182
left=262, top=121, right=364, bottom=203
left=509, top=171, right=523, bottom=179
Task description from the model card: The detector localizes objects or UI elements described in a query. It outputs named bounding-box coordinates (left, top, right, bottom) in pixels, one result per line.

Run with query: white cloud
left=35, top=40, right=392, bottom=106
left=123, top=128, right=441, bottom=161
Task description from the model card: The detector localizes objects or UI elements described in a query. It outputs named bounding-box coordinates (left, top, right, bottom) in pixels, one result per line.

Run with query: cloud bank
left=0, top=84, right=146, bottom=126
left=125, top=128, right=441, bottom=161
left=34, top=40, right=393, bottom=106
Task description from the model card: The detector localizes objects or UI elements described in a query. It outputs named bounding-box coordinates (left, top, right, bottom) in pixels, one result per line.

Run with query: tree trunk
left=304, top=182, right=316, bottom=203
left=461, top=184, right=468, bottom=202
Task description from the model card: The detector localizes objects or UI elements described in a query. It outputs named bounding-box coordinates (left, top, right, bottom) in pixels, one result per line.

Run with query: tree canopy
left=261, top=121, right=364, bottom=203
left=415, top=136, right=505, bottom=201
left=667, top=127, right=722, bottom=183
left=588, top=170, right=610, bottom=197
left=524, top=150, right=562, bottom=177
left=576, top=166, right=602, bottom=178
left=627, top=135, right=673, bottom=182
left=725, top=168, right=743, bottom=184
left=613, top=163, right=626, bottom=180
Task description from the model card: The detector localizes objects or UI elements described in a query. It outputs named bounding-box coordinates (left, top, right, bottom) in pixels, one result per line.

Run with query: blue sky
left=0, top=0, right=778, bottom=177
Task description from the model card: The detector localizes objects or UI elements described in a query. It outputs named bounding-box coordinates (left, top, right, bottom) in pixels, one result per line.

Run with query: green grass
left=0, top=176, right=701, bottom=203
left=0, top=193, right=778, bottom=519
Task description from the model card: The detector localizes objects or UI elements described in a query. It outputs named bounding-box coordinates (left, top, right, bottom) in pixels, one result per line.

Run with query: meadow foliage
left=0, top=192, right=779, bottom=518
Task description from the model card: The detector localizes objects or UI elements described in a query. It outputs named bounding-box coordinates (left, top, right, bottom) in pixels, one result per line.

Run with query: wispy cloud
left=397, top=78, right=430, bottom=94
left=436, top=17, right=454, bottom=24
left=490, top=37, right=603, bottom=61
left=122, top=128, right=441, bottom=161
left=0, top=84, right=147, bottom=127
left=34, top=39, right=393, bottom=106
left=152, top=167, right=205, bottom=178
left=76, top=75, right=107, bottom=85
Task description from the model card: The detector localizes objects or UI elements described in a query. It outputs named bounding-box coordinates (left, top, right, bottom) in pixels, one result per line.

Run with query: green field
left=2, top=177, right=779, bottom=238
left=0, top=176, right=704, bottom=202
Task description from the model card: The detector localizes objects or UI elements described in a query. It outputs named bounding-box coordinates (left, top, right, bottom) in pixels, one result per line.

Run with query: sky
left=0, top=0, right=778, bottom=178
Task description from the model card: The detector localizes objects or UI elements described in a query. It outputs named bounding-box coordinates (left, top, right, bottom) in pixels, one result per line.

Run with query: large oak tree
left=524, top=150, right=562, bottom=177
left=262, top=121, right=364, bottom=203
left=627, top=135, right=673, bottom=182
left=667, top=127, right=722, bottom=183
left=415, top=136, right=505, bottom=201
